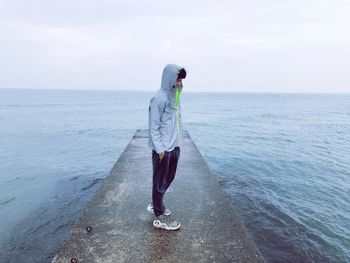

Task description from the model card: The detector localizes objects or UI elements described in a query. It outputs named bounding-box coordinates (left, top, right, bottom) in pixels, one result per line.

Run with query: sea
left=0, top=88, right=349, bottom=263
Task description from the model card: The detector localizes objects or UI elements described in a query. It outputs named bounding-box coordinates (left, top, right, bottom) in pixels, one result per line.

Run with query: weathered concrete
left=51, top=129, right=265, bottom=263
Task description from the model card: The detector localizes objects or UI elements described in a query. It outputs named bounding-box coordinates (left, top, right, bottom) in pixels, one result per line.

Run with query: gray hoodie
left=148, top=64, right=184, bottom=154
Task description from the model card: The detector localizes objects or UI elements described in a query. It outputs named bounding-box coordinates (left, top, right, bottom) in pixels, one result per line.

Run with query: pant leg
left=152, top=147, right=180, bottom=216
left=152, top=149, right=167, bottom=216
left=161, top=147, right=180, bottom=193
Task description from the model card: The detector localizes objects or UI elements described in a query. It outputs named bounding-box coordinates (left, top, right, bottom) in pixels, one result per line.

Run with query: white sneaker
left=147, top=203, right=171, bottom=216
left=153, top=215, right=181, bottom=231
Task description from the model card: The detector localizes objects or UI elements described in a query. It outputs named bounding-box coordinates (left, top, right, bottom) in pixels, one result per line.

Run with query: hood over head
left=160, top=64, right=186, bottom=96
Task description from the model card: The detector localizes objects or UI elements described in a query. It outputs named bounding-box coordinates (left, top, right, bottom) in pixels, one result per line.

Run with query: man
left=147, top=64, right=187, bottom=231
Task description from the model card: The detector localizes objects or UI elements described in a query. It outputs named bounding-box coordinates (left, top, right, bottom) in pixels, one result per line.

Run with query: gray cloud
left=0, top=0, right=349, bottom=93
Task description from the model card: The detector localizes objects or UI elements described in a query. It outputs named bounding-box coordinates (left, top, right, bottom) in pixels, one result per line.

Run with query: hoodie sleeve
left=149, top=97, right=165, bottom=154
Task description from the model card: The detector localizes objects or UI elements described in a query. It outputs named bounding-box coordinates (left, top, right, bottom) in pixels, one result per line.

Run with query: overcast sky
left=0, top=0, right=349, bottom=93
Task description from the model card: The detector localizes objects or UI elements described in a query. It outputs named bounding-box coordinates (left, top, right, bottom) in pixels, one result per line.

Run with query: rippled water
left=0, top=89, right=349, bottom=262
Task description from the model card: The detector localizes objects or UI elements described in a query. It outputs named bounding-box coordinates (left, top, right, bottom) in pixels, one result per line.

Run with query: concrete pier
left=51, top=129, right=265, bottom=263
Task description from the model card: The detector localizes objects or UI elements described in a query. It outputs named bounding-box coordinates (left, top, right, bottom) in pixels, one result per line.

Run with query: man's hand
left=159, top=151, right=165, bottom=163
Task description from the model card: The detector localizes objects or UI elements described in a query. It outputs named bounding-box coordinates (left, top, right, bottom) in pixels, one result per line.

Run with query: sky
left=0, top=0, right=349, bottom=93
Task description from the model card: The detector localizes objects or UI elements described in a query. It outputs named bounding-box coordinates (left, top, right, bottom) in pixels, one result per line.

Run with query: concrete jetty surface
left=51, top=129, right=265, bottom=263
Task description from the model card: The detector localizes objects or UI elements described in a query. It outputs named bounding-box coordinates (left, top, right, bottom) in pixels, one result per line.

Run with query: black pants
left=152, top=147, right=180, bottom=216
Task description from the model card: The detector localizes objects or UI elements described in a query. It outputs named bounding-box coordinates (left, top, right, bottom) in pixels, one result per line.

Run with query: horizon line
left=0, top=87, right=349, bottom=95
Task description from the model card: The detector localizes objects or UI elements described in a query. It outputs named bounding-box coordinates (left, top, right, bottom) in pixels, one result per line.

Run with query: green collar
left=175, top=88, right=182, bottom=107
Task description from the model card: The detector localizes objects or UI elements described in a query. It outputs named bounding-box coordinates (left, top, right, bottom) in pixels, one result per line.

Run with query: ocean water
left=0, top=88, right=349, bottom=262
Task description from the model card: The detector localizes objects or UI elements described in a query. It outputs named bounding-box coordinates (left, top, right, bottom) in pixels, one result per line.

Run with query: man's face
left=176, top=78, right=183, bottom=91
